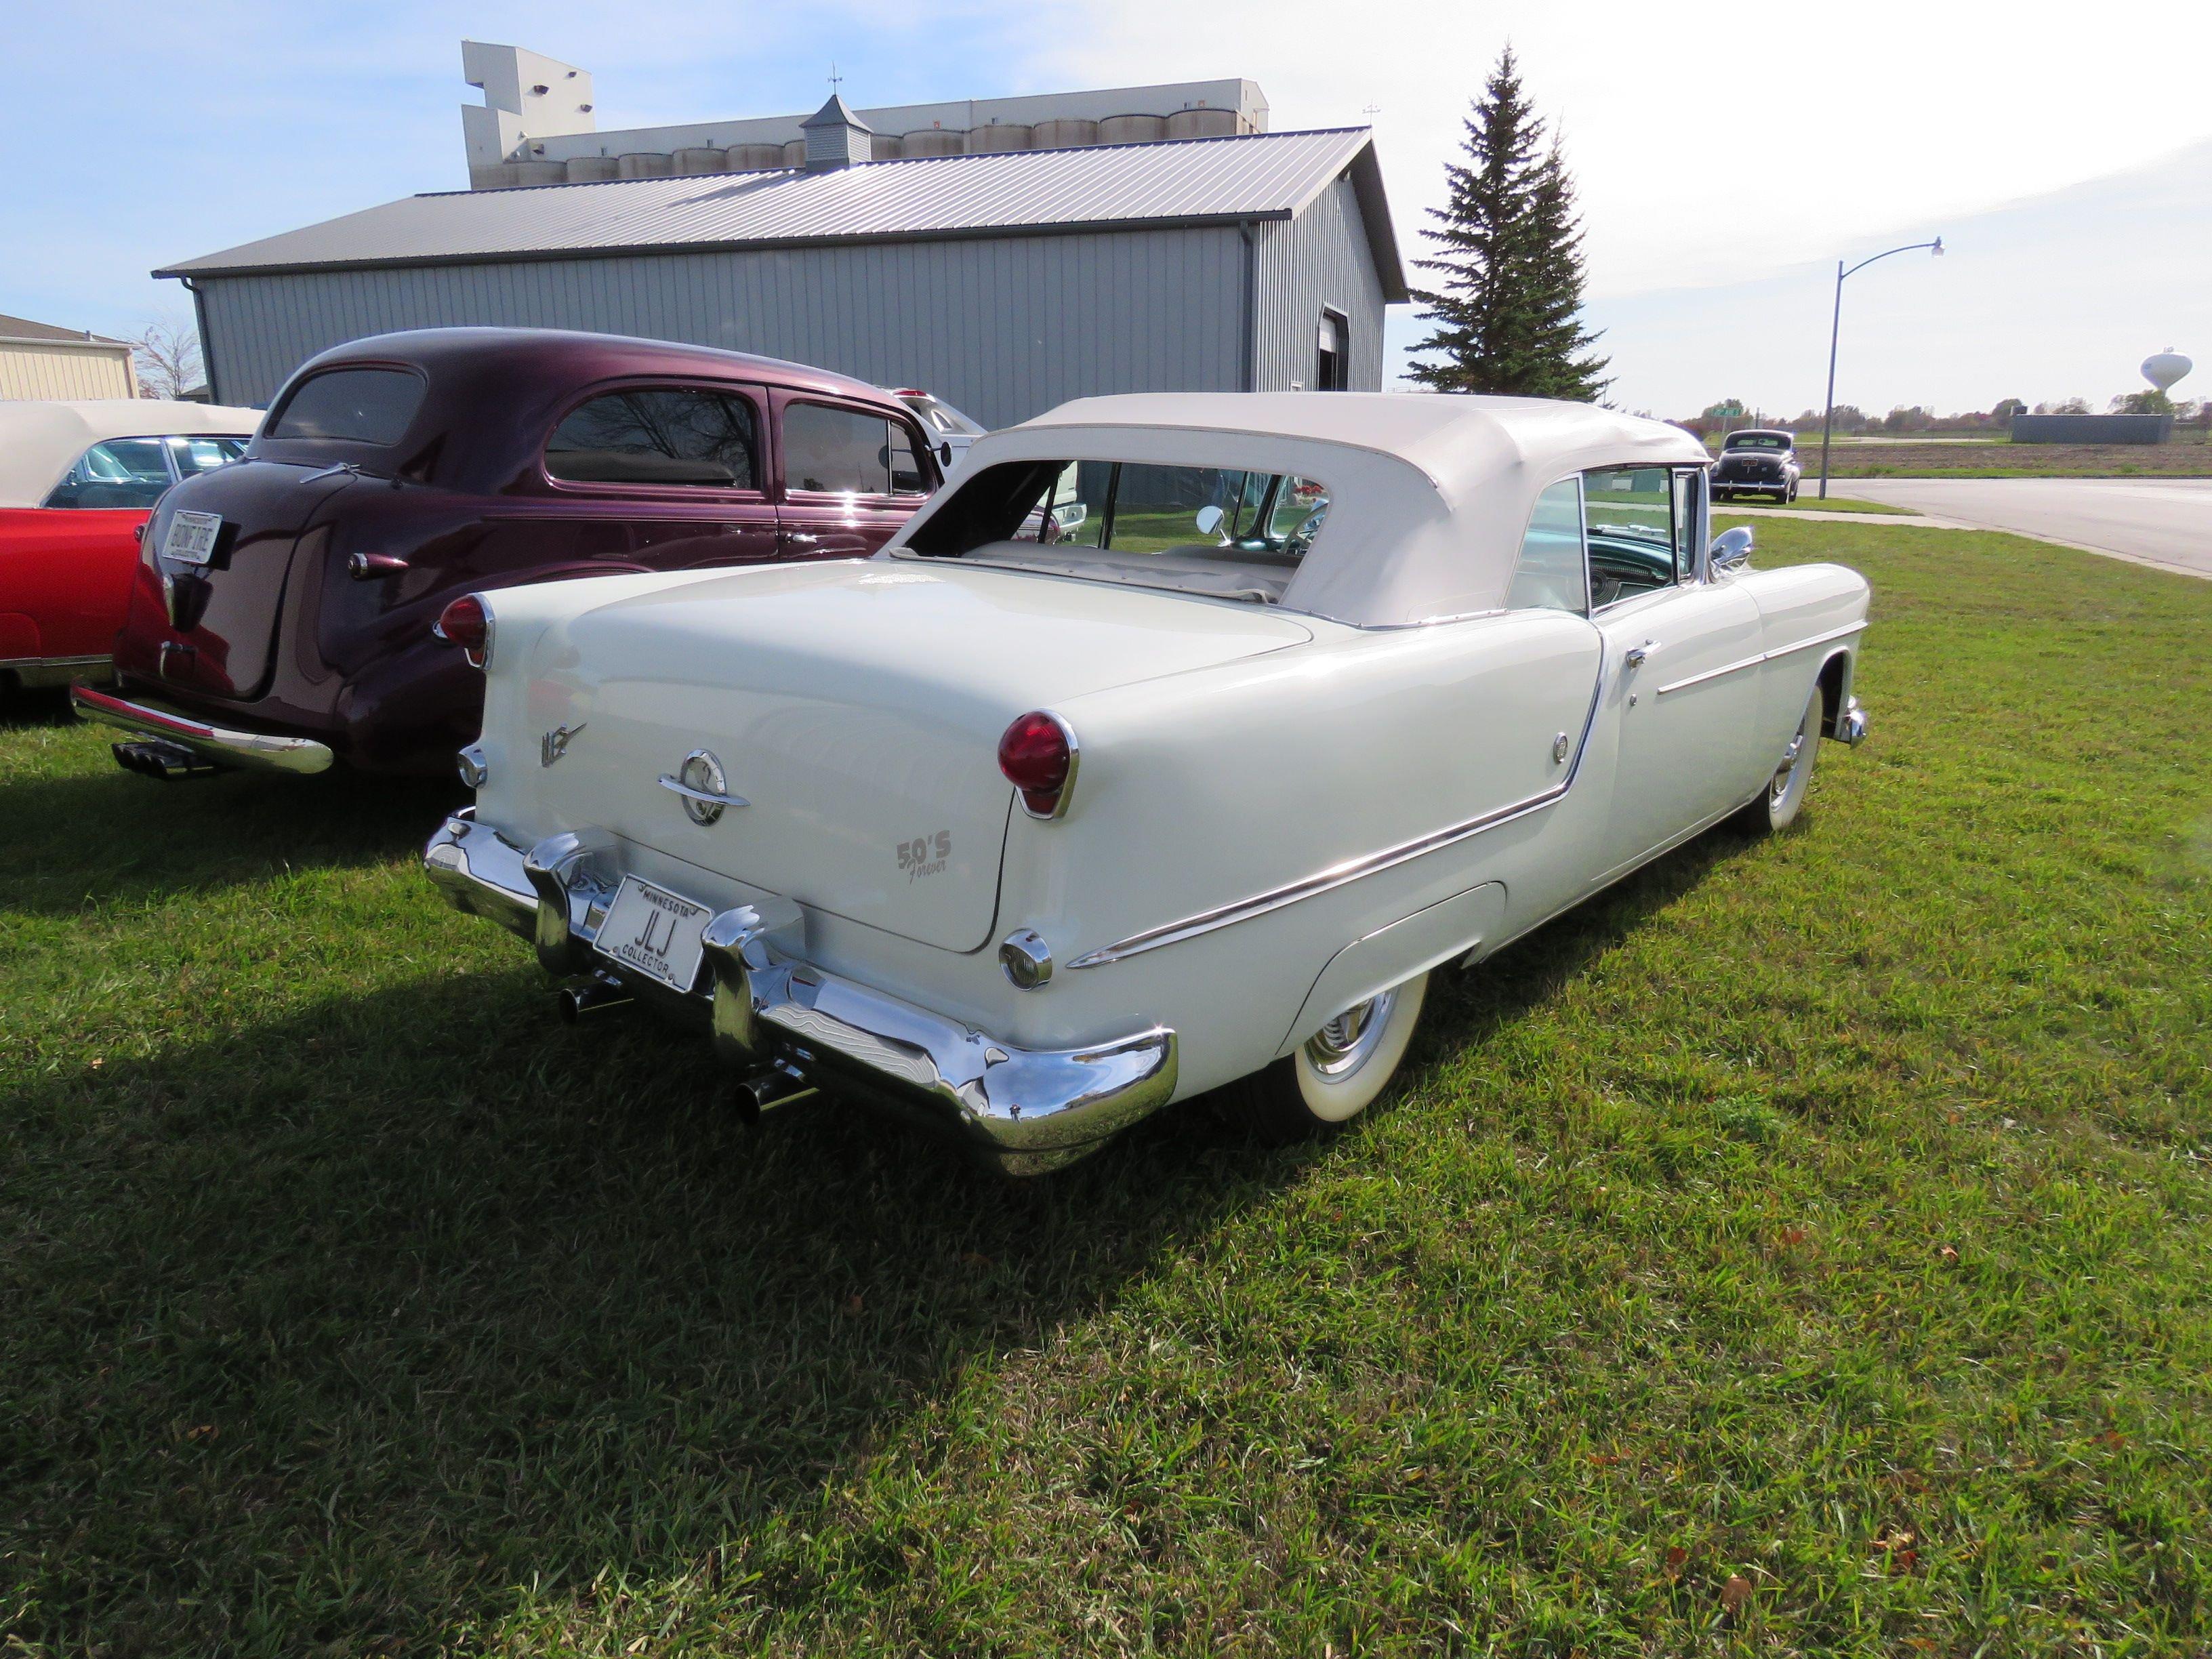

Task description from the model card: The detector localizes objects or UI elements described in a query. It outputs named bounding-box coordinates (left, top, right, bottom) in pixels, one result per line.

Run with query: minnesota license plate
left=161, top=510, right=223, bottom=565
left=596, top=876, right=712, bottom=993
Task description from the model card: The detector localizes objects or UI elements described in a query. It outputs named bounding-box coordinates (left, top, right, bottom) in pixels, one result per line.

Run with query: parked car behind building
left=76, top=328, right=940, bottom=777
left=0, top=400, right=259, bottom=693
left=424, top=392, right=1871, bottom=1174
left=1711, top=428, right=1801, bottom=503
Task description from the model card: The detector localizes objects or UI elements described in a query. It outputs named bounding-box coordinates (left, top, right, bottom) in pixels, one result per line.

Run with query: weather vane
left=829, top=62, right=844, bottom=91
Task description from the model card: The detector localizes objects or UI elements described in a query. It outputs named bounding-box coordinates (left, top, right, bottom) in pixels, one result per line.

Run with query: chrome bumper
left=422, top=812, right=1178, bottom=1174
left=73, top=687, right=334, bottom=775
left=1837, top=695, right=1869, bottom=745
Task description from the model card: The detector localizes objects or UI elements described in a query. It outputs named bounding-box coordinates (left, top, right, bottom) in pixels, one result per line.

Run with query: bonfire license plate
left=596, top=876, right=712, bottom=993
left=161, top=510, right=223, bottom=565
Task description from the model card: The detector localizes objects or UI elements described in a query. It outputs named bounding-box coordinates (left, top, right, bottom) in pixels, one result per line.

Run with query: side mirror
left=1193, top=504, right=1225, bottom=539
left=1708, top=525, right=1755, bottom=572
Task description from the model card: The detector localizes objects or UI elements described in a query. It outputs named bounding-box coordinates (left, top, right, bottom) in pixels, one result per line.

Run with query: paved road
left=1819, top=478, right=2212, bottom=580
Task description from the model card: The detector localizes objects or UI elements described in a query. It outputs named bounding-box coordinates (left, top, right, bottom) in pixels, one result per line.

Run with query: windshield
left=900, top=459, right=1332, bottom=604
left=1724, top=432, right=1790, bottom=450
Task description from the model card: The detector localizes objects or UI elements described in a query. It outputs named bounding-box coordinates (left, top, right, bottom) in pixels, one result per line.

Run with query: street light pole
left=1818, top=237, right=1944, bottom=500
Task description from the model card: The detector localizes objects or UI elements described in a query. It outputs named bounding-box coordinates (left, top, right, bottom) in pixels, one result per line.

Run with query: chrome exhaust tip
left=731, top=1065, right=816, bottom=1123
left=111, top=739, right=218, bottom=780
left=557, top=974, right=632, bottom=1023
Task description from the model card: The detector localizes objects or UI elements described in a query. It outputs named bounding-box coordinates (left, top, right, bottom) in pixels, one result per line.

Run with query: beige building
left=0, top=313, right=136, bottom=401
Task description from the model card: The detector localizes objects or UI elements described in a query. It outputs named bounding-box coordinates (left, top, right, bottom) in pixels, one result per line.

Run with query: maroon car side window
left=783, top=402, right=930, bottom=497
left=546, top=388, right=760, bottom=489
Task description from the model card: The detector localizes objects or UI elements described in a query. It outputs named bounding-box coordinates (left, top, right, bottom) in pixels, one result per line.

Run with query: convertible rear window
left=901, top=459, right=1331, bottom=604
left=268, top=368, right=426, bottom=445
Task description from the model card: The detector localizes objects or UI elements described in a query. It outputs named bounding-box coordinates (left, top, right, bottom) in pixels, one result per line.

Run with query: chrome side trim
left=1654, top=650, right=1764, bottom=697
left=1068, top=654, right=1612, bottom=971
left=1655, top=621, right=1865, bottom=697
left=3, top=653, right=110, bottom=689
left=73, top=687, right=334, bottom=775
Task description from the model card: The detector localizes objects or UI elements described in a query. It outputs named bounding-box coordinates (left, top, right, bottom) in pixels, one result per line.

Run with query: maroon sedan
left=77, top=328, right=939, bottom=777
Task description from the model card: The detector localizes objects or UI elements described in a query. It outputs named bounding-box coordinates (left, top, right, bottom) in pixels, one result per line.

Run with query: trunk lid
left=144, top=461, right=357, bottom=700
left=510, top=560, right=1314, bottom=952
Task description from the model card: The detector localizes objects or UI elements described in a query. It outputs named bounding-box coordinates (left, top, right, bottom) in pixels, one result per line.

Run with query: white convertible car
left=424, top=394, right=1868, bottom=1172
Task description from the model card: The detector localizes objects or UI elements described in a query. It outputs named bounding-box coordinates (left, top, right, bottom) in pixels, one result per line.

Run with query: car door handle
left=779, top=531, right=820, bottom=546
left=1624, top=640, right=1659, bottom=668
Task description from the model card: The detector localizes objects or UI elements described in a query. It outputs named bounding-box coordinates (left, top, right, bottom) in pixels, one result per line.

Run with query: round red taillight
left=434, top=594, right=489, bottom=665
left=998, top=710, right=1076, bottom=819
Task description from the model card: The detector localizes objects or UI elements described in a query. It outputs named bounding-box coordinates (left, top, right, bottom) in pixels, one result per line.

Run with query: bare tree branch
left=132, top=318, right=203, bottom=401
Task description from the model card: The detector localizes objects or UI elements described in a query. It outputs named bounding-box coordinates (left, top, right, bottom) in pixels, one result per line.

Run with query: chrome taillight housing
left=998, top=710, right=1078, bottom=820
left=434, top=594, right=491, bottom=668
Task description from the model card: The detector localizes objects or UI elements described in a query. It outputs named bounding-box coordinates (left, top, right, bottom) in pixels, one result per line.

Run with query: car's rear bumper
left=72, top=686, right=335, bottom=774
left=422, top=811, right=1179, bottom=1174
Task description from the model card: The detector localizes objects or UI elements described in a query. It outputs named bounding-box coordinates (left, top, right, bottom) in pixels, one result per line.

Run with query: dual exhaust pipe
left=110, top=739, right=218, bottom=780
left=554, top=972, right=815, bottom=1120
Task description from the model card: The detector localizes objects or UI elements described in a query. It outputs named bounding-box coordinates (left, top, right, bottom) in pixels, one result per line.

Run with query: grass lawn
left=3, top=519, right=2209, bottom=1655
left=1713, top=494, right=1912, bottom=515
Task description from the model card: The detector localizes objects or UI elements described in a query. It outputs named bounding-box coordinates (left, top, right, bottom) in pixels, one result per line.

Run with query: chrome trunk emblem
left=539, top=722, right=586, bottom=767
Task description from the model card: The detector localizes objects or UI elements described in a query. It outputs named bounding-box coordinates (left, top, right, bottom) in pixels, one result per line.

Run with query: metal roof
left=0, top=312, right=129, bottom=346
left=157, top=127, right=1406, bottom=298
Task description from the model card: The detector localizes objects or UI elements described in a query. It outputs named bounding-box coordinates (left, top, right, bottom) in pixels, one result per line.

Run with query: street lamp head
left=1931, top=237, right=1944, bottom=257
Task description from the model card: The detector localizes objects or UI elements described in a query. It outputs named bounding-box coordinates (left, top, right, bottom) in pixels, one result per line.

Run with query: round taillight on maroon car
left=434, top=594, right=490, bottom=665
left=998, top=710, right=1077, bottom=820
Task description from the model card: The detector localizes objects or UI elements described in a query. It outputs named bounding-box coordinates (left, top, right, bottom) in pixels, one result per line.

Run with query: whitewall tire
left=1237, top=970, right=1431, bottom=1141
left=1739, top=681, right=1824, bottom=834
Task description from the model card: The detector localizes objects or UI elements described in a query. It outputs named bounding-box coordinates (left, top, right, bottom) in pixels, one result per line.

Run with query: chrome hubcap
left=1304, top=987, right=1397, bottom=1078
left=1770, top=732, right=1805, bottom=802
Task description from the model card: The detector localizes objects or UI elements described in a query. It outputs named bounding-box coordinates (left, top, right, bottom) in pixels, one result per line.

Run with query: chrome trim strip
left=3, top=653, right=110, bottom=689
left=1068, top=655, right=1612, bottom=971
left=1654, top=649, right=1765, bottom=697
left=73, top=687, right=334, bottom=775
left=1656, top=621, right=1865, bottom=697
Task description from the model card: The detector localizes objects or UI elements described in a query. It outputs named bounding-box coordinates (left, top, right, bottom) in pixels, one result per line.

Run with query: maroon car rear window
left=269, top=369, right=426, bottom=445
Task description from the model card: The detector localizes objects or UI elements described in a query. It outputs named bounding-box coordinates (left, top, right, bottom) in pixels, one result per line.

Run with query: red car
left=0, top=400, right=259, bottom=694
left=75, top=329, right=940, bottom=776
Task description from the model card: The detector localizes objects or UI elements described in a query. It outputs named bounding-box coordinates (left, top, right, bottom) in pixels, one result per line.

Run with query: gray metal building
left=157, top=108, right=1405, bottom=428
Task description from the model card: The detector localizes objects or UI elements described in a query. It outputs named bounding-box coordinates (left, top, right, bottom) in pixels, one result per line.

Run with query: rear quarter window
left=268, top=368, right=426, bottom=445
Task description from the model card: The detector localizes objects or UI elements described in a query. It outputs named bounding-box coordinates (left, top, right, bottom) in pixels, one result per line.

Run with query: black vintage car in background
left=1711, top=428, right=1802, bottom=503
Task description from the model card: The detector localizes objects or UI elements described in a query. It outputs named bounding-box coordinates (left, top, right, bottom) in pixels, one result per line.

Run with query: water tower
left=2142, top=348, right=2192, bottom=393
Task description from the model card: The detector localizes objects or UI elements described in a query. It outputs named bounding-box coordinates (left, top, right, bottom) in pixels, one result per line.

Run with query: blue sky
left=4, top=0, right=2207, bottom=415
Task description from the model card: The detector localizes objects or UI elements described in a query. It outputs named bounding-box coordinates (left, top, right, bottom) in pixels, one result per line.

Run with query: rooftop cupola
left=800, top=93, right=873, bottom=172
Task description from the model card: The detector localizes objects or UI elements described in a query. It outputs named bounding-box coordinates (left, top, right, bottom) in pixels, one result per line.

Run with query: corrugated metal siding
left=164, top=129, right=1374, bottom=275
left=0, top=343, right=137, bottom=401
left=198, top=224, right=1250, bottom=428
left=1250, top=176, right=1387, bottom=393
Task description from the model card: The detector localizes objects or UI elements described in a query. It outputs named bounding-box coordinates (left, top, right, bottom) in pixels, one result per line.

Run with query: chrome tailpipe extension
left=557, top=973, right=633, bottom=1023
left=110, top=739, right=219, bottom=780
left=730, top=1064, right=817, bottom=1124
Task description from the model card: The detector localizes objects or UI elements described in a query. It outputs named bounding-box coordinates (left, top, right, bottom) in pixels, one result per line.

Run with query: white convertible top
left=890, top=392, right=1710, bottom=628
left=0, top=399, right=262, bottom=508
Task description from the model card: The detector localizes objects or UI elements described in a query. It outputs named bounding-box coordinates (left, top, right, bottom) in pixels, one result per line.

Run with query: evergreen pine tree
left=1407, top=48, right=1610, bottom=400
